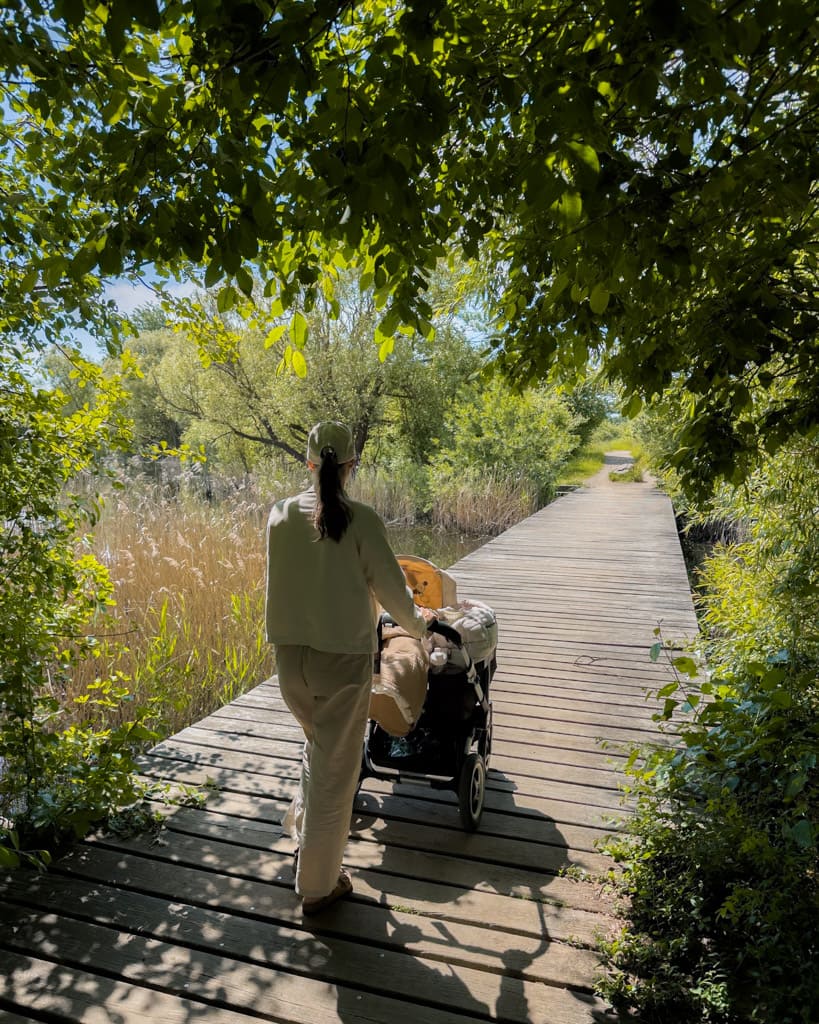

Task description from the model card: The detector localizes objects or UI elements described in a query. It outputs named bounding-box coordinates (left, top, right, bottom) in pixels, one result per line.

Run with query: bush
left=598, top=442, right=819, bottom=1023
left=601, top=656, right=818, bottom=1024
left=0, top=344, right=160, bottom=866
left=431, top=377, right=580, bottom=511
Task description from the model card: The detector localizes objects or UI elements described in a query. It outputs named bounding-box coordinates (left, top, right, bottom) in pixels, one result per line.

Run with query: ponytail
left=313, top=446, right=352, bottom=542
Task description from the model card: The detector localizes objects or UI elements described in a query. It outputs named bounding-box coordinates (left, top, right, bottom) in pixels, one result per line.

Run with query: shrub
left=598, top=442, right=819, bottom=1023
left=0, top=344, right=159, bottom=866
left=431, top=377, right=580, bottom=513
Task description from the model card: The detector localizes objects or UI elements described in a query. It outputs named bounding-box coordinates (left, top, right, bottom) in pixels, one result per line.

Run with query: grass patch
left=609, top=461, right=645, bottom=483
left=558, top=422, right=642, bottom=486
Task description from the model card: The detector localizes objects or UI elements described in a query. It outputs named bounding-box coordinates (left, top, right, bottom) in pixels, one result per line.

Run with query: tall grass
left=350, top=463, right=428, bottom=525
left=69, top=480, right=272, bottom=736
left=429, top=468, right=539, bottom=533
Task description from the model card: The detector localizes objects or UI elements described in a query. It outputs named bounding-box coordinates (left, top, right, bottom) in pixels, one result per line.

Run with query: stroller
left=360, top=556, right=497, bottom=831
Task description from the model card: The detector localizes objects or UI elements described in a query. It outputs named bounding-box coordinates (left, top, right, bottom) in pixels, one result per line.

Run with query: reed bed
left=429, top=469, right=539, bottom=534
left=65, top=458, right=549, bottom=737
left=68, top=481, right=273, bottom=736
left=350, top=464, right=428, bottom=525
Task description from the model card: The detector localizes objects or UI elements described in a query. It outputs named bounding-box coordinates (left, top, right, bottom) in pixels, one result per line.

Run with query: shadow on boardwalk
left=342, top=772, right=613, bottom=1023
left=3, top=460, right=701, bottom=1023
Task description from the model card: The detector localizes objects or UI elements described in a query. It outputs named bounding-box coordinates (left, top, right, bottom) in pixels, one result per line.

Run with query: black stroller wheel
left=458, top=752, right=486, bottom=831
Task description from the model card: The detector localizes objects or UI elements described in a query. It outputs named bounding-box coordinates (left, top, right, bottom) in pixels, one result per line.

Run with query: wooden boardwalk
left=0, top=457, right=699, bottom=1024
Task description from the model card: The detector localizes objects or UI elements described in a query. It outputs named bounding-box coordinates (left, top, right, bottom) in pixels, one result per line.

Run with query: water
left=385, top=524, right=491, bottom=569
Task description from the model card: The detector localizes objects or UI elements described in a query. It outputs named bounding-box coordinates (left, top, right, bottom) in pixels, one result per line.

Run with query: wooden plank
left=144, top=737, right=629, bottom=812
left=148, top=803, right=614, bottom=916
left=0, top=872, right=604, bottom=998
left=134, top=752, right=621, bottom=854
left=0, top=469, right=697, bottom=1024
left=0, top=951, right=264, bottom=1024
left=0, top=856, right=615, bottom=1024
left=151, top=728, right=630, bottom=794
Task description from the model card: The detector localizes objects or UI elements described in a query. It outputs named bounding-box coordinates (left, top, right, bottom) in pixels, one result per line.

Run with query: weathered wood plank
left=0, top=468, right=697, bottom=1023
left=0, top=872, right=604, bottom=1000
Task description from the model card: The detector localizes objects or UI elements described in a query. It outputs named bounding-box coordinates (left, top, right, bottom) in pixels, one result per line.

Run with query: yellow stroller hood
left=396, top=555, right=457, bottom=610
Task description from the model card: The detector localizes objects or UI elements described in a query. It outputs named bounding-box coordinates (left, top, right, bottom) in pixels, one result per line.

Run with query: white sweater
left=264, top=488, right=428, bottom=654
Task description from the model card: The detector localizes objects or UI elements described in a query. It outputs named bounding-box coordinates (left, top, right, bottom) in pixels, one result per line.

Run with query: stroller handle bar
left=426, top=619, right=463, bottom=648
left=378, top=612, right=463, bottom=649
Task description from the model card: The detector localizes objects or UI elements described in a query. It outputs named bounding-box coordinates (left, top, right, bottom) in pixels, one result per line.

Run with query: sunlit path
left=0, top=456, right=698, bottom=1024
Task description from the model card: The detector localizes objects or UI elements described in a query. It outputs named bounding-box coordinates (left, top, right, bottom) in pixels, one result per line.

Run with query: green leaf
left=672, top=656, right=698, bottom=678
left=557, top=191, right=582, bottom=225
left=589, top=283, right=609, bottom=314
left=236, top=267, right=254, bottom=298
left=104, top=3, right=132, bottom=54
left=377, top=308, right=401, bottom=337
left=784, top=772, right=807, bottom=801
left=649, top=642, right=662, bottom=663
left=131, top=0, right=160, bottom=29
left=662, top=698, right=678, bottom=719
left=102, top=92, right=130, bottom=125
left=622, top=394, right=643, bottom=419
left=0, top=844, right=20, bottom=869
left=264, top=324, right=287, bottom=348
left=216, top=285, right=238, bottom=313
left=21, top=268, right=39, bottom=293
left=291, top=349, right=307, bottom=378
left=290, top=311, right=308, bottom=348
left=583, top=29, right=606, bottom=52
left=788, top=820, right=814, bottom=849
left=204, top=260, right=223, bottom=289
left=568, top=140, right=600, bottom=174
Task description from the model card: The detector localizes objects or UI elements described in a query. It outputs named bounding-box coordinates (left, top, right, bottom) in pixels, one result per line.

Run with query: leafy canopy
left=1, top=0, right=817, bottom=488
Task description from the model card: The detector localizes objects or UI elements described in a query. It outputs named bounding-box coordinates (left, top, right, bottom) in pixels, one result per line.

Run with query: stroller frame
left=360, top=616, right=495, bottom=831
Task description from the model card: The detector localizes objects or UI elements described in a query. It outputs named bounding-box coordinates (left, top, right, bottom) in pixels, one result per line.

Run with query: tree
left=432, top=377, right=581, bottom=504
left=1, top=1, right=815, bottom=492
left=0, top=338, right=159, bottom=864
left=151, top=272, right=482, bottom=473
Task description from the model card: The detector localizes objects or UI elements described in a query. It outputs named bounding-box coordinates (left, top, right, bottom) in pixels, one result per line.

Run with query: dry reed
left=66, top=460, right=538, bottom=737
left=429, top=469, right=539, bottom=534
left=69, top=481, right=273, bottom=735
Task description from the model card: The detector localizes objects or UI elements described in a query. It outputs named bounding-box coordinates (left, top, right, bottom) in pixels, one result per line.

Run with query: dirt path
left=582, top=449, right=643, bottom=489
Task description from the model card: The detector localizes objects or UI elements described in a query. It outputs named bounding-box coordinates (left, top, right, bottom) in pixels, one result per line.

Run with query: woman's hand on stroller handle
left=425, top=618, right=463, bottom=647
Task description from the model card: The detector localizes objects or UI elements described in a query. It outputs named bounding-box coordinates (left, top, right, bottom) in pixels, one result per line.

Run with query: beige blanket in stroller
left=369, top=624, right=430, bottom=736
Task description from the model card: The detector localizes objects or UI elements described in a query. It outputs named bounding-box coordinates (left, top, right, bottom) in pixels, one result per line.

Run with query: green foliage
left=1, top=1, right=815, bottom=492
left=129, top=595, right=268, bottom=727
left=431, top=377, right=582, bottom=507
left=0, top=339, right=164, bottom=863
left=561, top=380, right=609, bottom=448
left=599, top=442, right=819, bottom=1023
left=50, top=270, right=485, bottom=480
left=602, top=658, right=818, bottom=1023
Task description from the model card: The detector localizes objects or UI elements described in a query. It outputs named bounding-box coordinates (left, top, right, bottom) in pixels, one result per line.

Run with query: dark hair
left=313, top=446, right=352, bottom=542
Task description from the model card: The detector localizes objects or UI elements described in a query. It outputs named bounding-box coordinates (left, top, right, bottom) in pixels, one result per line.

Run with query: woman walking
left=265, top=421, right=434, bottom=914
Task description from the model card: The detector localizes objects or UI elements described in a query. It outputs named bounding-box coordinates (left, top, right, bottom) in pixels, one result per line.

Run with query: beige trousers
left=275, top=644, right=372, bottom=899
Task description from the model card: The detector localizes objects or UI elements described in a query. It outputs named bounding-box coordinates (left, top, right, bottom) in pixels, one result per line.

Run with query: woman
left=265, top=421, right=434, bottom=914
